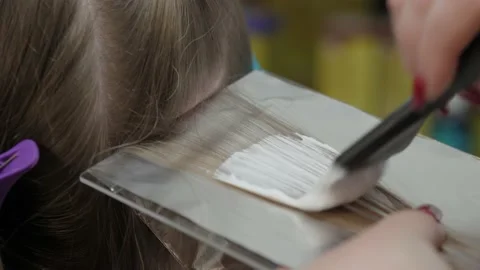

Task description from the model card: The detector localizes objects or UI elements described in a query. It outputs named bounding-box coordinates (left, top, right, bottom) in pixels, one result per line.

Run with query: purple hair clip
left=0, top=140, right=39, bottom=207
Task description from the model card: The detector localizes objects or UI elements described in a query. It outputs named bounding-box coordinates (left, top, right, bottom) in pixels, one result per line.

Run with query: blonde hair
left=0, top=0, right=251, bottom=269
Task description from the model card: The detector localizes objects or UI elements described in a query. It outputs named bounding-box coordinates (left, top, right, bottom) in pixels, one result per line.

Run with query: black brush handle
left=335, top=34, right=480, bottom=171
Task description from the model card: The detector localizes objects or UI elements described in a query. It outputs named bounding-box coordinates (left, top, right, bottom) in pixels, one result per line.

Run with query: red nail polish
left=440, top=106, right=449, bottom=116
left=417, top=204, right=442, bottom=223
left=413, top=76, right=426, bottom=109
left=460, top=86, right=480, bottom=105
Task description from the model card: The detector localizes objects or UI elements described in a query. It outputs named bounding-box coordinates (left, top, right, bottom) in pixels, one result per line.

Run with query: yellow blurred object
left=244, top=1, right=278, bottom=70
left=267, top=0, right=316, bottom=86
left=420, top=117, right=433, bottom=136
left=254, top=0, right=371, bottom=87
left=315, top=15, right=385, bottom=117
left=471, top=113, right=480, bottom=155
left=382, top=48, right=412, bottom=116
left=250, top=37, right=271, bottom=69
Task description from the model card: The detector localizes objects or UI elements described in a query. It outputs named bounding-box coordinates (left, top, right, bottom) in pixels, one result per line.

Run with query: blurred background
left=242, top=0, right=480, bottom=156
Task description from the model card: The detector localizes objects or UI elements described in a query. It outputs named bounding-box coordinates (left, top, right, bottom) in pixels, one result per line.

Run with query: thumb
left=303, top=207, right=447, bottom=270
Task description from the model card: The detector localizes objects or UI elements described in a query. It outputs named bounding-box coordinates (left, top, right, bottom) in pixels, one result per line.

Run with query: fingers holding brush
left=418, top=0, right=480, bottom=99
left=388, top=0, right=480, bottom=100
left=306, top=206, right=451, bottom=270
left=389, top=0, right=433, bottom=74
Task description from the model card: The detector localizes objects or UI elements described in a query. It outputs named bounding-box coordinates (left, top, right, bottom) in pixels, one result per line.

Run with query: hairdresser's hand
left=306, top=206, right=451, bottom=270
left=388, top=0, right=480, bottom=100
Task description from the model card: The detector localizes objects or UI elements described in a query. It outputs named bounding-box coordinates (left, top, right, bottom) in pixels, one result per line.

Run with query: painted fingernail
left=417, top=204, right=443, bottom=223
left=460, top=85, right=480, bottom=105
left=440, top=106, right=449, bottom=116
left=412, top=76, right=426, bottom=109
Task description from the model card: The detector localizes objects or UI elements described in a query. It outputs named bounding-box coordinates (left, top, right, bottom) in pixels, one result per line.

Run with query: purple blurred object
left=0, top=140, right=39, bottom=207
left=244, top=7, right=279, bottom=35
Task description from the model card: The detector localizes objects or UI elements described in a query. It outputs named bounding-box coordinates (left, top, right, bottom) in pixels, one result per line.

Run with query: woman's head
left=0, top=0, right=251, bottom=269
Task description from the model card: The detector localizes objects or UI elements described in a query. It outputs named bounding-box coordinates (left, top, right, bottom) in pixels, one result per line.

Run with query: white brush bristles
left=214, top=133, right=384, bottom=212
